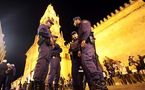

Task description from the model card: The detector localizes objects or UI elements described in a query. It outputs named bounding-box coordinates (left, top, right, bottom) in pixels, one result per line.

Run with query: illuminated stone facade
left=12, top=5, right=71, bottom=87
left=0, top=21, right=6, bottom=62
left=12, top=0, right=145, bottom=87
left=93, top=0, right=145, bottom=66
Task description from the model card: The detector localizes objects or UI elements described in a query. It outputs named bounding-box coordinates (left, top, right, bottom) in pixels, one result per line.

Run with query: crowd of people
left=102, top=55, right=145, bottom=86
left=0, top=59, right=16, bottom=90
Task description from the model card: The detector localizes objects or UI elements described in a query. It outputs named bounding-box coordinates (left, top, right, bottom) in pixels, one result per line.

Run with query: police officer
left=73, top=16, right=108, bottom=90
left=5, top=64, right=16, bottom=90
left=47, top=35, right=62, bottom=90
left=33, top=19, right=54, bottom=90
left=69, top=31, right=85, bottom=90
left=0, top=60, right=8, bottom=90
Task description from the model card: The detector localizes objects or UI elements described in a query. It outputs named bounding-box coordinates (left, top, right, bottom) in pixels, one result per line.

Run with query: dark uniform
left=48, top=43, right=62, bottom=90
left=69, top=38, right=85, bottom=90
left=33, top=24, right=52, bottom=90
left=5, top=65, right=16, bottom=90
left=0, top=61, right=8, bottom=90
left=77, top=19, right=107, bottom=89
left=138, top=55, right=145, bottom=70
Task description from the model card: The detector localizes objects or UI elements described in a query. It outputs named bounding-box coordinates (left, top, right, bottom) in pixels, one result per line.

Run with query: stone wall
left=93, top=0, right=145, bottom=66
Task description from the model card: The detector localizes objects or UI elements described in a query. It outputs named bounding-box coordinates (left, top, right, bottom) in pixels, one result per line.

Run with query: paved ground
left=57, top=82, right=145, bottom=90
left=107, top=82, right=145, bottom=90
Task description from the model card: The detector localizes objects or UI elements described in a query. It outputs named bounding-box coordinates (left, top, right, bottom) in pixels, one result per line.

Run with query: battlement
left=93, top=0, right=145, bottom=65
left=93, top=0, right=145, bottom=34
left=12, top=0, right=145, bottom=88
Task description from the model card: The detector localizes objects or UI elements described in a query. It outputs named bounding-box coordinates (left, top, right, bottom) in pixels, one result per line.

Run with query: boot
left=34, top=81, right=45, bottom=90
left=40, top=82, right=45, bottom=90
left=87, top=81, right=96, bottom=90
left=34, top=81, right=38, bottom=90
left=48, top=83, right=53, bottom=90
left=89, top=85, right=96, bottom=90
left=54, top=84, right=59, bottom=90
left=95, top=80, right=108, bottom=90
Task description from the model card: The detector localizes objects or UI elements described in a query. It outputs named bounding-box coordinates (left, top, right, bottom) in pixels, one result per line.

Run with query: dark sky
left=0, top=0, right=129, bottom=80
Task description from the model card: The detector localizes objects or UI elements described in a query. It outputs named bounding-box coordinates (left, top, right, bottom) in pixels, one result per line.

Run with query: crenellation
left=12, top=0, right=145, bottom=88
left=93, top=25, right=97, bottom=29
left=103, top=17, right=107, bottom=22
left=115, top=9, right=119, bottom=14
left=107, top=15, right=111, bottom=19
left=96, top=22, right=100, bottom=26
left=100, top=20, right=103, bottom=24
left=93, top=0, right=145, bottom=66
left=129, top=0, right=136, bottom=4
left=110, top=12, right=115, bottom=17
left=124, top=3, right=130, bottom=7
left=119, top=6, right=124, bottom=11
left=94, top=0, right=145, bottom=28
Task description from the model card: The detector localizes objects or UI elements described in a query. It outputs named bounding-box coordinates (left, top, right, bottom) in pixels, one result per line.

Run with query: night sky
left=0, top=0, right=129, bottom=80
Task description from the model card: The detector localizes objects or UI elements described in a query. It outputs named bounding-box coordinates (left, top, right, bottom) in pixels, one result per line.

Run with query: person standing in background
left=47, top=35, right=62, bottom=90
left=0, top=60, right=8, bottom=90
left=69, top=31, right=85, bottom=90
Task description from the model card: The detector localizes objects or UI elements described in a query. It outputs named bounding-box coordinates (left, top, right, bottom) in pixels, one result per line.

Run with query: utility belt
left=78, top=66, right=84, bottom=73
left=51, top=55, right=61, bottom=61
left=51, top=53, right=61, bottom=58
